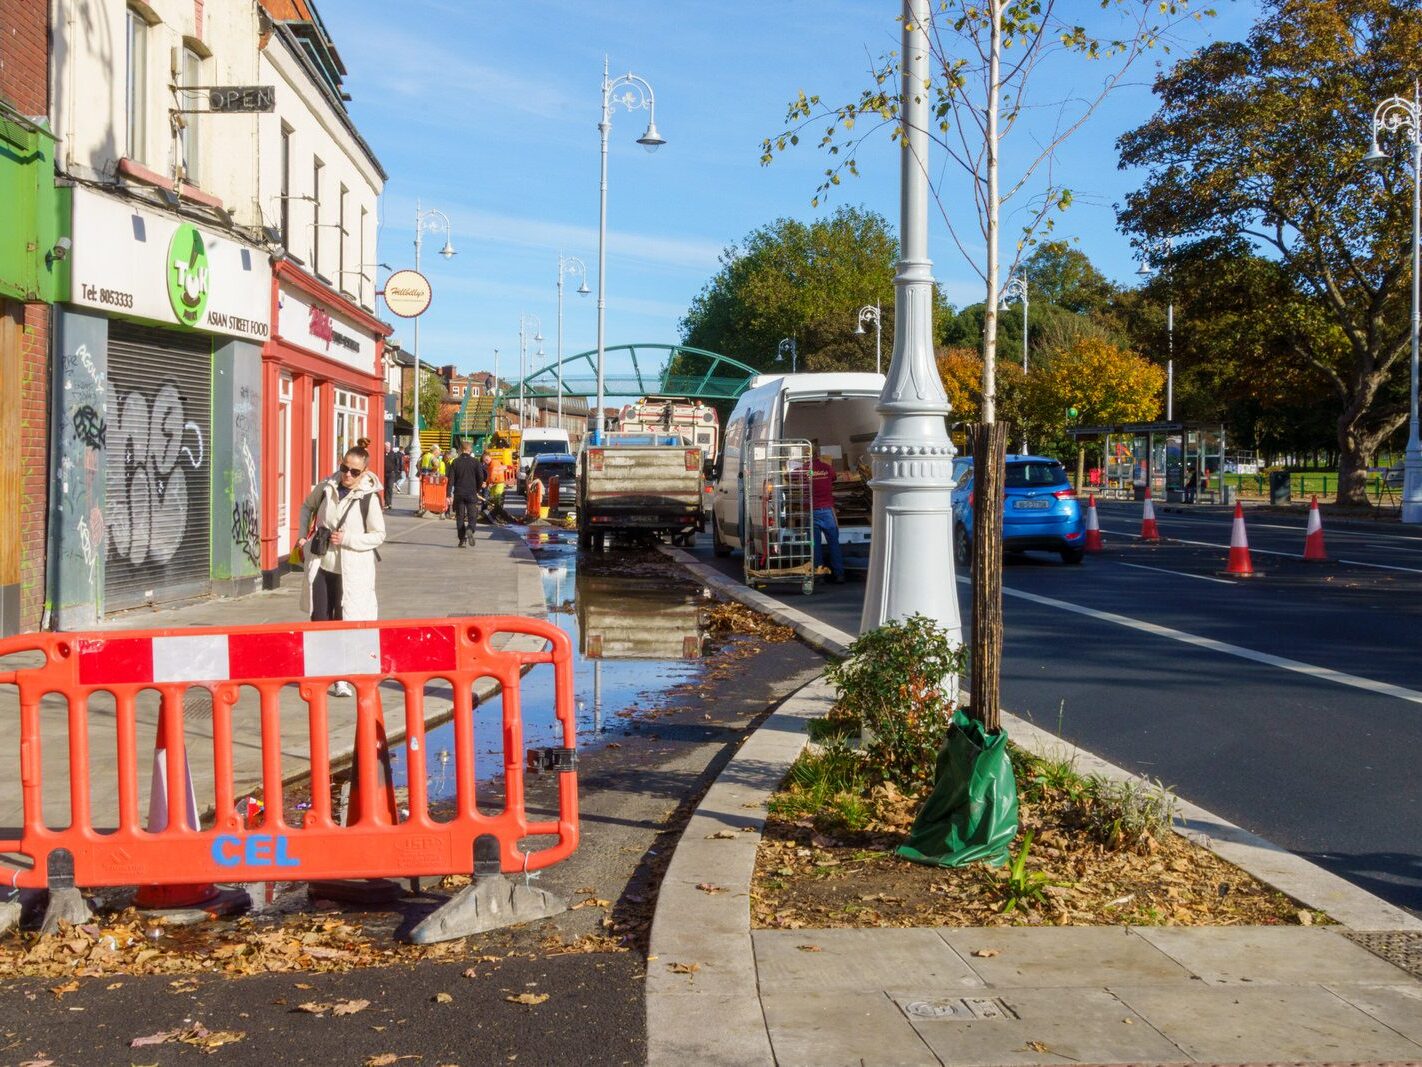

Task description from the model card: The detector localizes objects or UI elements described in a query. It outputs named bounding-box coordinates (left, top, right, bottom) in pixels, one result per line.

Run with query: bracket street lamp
left=860, top=0, right=962, bottom=656
left=1136, top=236, right=1174, bottom=422
left=409, top=200, right=455, bottom=480
left=1000, top=276, right=1029, bottom=453
left=1364, top=81, right=1422, bottom=524
left=777, top=337, right=798, bottom=374
left=557, top=254, right=591, bottom=428
left=855, top=302, right=883, bottom=374
left=519, top=313, right=544, bottom=430
left=594, top=57, right=666, bottom=444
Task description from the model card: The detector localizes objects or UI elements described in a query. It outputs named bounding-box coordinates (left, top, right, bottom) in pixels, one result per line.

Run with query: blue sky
left=329, top=1, right=1261, bottom=381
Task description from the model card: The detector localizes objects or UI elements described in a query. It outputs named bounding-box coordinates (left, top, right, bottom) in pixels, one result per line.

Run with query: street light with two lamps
left=594, top=57, right=665, bottom=444
left=409, top=200, right=455, bottom=466
left=1363, top=80, right=1422, bottom=524
left=557, top=254, right=591, bottom=428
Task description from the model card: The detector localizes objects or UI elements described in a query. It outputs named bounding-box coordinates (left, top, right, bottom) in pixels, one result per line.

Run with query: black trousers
left=454, top=495, right=479, bottom=542
left=311, top=568, right=344, bottom=621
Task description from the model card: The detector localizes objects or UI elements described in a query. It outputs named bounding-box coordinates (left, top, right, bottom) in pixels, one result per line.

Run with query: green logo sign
left=167, top=223, right=210, bottom=327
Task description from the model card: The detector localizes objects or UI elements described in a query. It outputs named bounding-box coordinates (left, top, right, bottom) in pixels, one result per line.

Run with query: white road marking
left=1114, top=561, right=1237, bottom=585
left=1099, top=527, right=1422, bottom=573
left=964, top=578, right=1422, bottom=706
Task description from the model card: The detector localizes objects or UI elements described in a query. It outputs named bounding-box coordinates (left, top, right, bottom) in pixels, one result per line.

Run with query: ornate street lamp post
left=777, top=337, right=798, bottom=374
left=557, top=254, right=591, bottom=428
left=1364, top=81, right=1422, bottom=524
left=855, top=302, right=883, bottom=374
left=595, top=58, right=665, bottom=444
left=518, top=313, right=544, bottom=429
left=860, top=0, right=962, bottom=652
left=408, top=200, right=454, bottom=477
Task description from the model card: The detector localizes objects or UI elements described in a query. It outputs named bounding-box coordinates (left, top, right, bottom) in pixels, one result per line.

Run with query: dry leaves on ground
left=706, top=600, right=795, bottom=642
left=295, top=998, right=369, bottom=1016
left=505, top=992, right=549, bottom=1005
left=130, top=1023, right=245, bottom=1052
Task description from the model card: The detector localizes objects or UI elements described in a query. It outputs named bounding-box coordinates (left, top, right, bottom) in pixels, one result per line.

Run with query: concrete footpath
left=0, top=511, right=544, bottom=841
left=649, top=546, right=1422, bottom=1067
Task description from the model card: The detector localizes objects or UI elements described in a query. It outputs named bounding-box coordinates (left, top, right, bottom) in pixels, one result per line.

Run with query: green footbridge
left=451, top=343, right=759, bottom=449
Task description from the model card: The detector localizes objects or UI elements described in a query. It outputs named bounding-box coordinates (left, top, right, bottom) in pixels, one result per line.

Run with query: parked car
left=528, top=452, right=578, bottom=499
left=952, top=456, right=1086, bottom=565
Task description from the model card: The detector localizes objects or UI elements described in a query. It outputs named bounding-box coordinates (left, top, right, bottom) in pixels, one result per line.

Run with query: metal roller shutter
left=105, top=321, right=213, bottom=611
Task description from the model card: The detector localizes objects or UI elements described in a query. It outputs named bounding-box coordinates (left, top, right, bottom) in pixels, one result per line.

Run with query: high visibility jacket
left=487, top=458, right=506, bottom=484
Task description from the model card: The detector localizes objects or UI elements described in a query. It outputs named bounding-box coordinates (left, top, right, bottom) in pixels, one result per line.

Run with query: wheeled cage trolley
left=743, top=439, right=815, bottom=595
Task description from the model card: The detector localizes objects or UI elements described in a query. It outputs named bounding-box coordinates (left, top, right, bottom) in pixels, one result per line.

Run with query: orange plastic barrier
left=418, top=474, right=449, bottom=516
left=0, top=616, right=578, bottom=892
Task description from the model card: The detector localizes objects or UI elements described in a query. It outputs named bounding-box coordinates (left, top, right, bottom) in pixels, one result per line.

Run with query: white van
left=710, top=372, right=885, bottom=570
left=517, top=428, right=573, bottom=492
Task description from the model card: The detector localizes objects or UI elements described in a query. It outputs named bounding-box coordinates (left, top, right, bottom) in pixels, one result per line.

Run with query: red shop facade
left=260, top=260, right=390, bottom=585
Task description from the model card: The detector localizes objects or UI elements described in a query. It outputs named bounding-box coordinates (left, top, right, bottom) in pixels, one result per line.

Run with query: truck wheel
left=1060, top=548, right=1085, bottom=565
left=712, top=522, right=731, bottom=558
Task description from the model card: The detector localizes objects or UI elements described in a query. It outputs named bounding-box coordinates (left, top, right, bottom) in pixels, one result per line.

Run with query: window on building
left=125, top=10, right=148, bottom=161
left=179, top=46, right=203, bottom=184
left=279, top=123, right=292, bottom=246
left=338, top=184, right=348, bottom=295
left=312, top=158, right=324, bottom=275
left=358, top=206, right=368, bottom=307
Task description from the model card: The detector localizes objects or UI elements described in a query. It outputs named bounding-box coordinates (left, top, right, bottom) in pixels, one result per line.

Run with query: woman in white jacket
left=298, top=447, right=387, bottom=628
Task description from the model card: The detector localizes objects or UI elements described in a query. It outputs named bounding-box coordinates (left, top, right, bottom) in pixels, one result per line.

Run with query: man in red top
left=808, top=440, right=845, bottom=584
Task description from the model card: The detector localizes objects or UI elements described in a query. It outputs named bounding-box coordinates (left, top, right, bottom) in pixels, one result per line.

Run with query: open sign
left=207, top=86, right=276, bottom=113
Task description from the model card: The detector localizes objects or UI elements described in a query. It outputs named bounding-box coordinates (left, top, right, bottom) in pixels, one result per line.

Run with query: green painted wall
left=0, top=108, right=62, bottom=304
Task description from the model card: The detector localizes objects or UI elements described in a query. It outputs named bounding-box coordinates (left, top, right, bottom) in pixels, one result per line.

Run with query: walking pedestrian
left=448, top=440, right=486, bottom=546
left=298, top=447, right=386, bottom=695
left=808, top=440, right=845, bottom=584
left=383, top=442, right=400, bottom=508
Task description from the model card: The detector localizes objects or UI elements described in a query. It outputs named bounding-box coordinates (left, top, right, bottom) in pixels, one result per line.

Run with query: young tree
left=402, top=368, right=446, bottom=435
left=1117, top=0, right=1422, bottom=503
left=764, top=1, right=1208, bottom=421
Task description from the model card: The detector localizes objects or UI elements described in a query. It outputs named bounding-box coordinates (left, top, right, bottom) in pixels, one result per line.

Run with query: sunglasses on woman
left=340, top=464, right=365, bottom=477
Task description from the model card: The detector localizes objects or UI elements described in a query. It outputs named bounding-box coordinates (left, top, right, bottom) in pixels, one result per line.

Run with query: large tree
left=679, top=206, right=899, bottom=373
left=1117, top=0, right=1422, bottom=503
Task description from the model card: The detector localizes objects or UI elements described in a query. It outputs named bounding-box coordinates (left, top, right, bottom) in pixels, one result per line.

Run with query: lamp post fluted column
left=408, top=200, right=455, bottom=491
left=594, top=57, right=665, bottom=445
left=1001, top=276, right=1028, bottom=452
left=860, top=0, right=961, bottom=651
left=1365, top=81, right=1422, bottom=523
left=557, top=254, right=590, bottom=429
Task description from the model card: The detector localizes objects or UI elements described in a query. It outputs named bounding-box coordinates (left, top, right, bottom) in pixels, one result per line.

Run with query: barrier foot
left=38, top=849, right=93, bottom=935
left=137, top=887, right=251, bottom=926
left=308, top=878, right=406, bottom=905
left=407, top=875, right=567, bottom=944
left=0, top=898, right=20, bottom=937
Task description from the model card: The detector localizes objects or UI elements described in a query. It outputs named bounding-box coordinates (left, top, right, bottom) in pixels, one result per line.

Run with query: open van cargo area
left=782, top=394, right=878, bottom=527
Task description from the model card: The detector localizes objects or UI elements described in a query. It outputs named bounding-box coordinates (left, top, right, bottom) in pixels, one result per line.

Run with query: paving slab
left=755, top=927, right=984, bottom=995
left=1325, top=982, right=1422, bottom=1045
left=894, top=986, right=1184, bottom=1066
left=645, top=991, right=772, bottom=1067
left=1134, top=925, right=1418, bottom=985
left=938, top=926, right=1193, bottom=987
left=761, top=990, right=939, bottom=1067
left=1111, top=981, right=1422, bottom=1062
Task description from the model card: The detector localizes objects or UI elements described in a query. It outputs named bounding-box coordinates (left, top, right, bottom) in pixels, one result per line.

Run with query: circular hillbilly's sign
left=167, top=223, right=211, bottom=326
left=383, top=270, right=432, bottom=318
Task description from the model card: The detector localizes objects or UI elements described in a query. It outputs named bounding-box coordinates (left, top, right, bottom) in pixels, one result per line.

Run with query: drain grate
left=901, top=996, right=1015, bottom=1021
left=1343, top=930, right=1422, bottom=980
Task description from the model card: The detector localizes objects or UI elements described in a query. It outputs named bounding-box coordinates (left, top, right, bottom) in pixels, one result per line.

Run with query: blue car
left=952, top=455, right=1086, bottom=565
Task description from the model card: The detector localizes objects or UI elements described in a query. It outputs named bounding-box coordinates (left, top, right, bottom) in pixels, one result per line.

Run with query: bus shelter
left=1068, top=421, right=1227, bottom=503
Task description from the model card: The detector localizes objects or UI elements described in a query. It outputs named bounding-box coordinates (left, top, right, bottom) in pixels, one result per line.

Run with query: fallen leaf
left=972, top=948, right=1000, bottom=958
left=294, top=983, right=314, bottom=990
left=795, top=945, right=822, bottom=953
left=434, top=992, right=454, bottom=1004
left=668, top=962, right=701, bottom=975
left=505, top=992, right=549, bottom=1005
left=19, top=1060, right=55, bottom=1067
left=131, top=1029, right=181, bottom=1048
left=695, top=883, right=725, bottom=894
left=333, top=999, right=371, bottom=1016
left=296, top=1001, right=335, bottom=1015
left=1022, top=1040, right=1051, bottom=1053
left=49, top=980, right=79, bottom=999
left=462, top=968, right=479, bottom=978
left=105, top=982, right=123, bottom=990
left=1297, top=909, right=1314, bottom=926
left=706, top=830, right=737, bottom=839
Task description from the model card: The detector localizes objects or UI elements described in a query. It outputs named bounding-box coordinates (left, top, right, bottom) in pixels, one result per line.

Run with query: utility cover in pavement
left=1344, top=930, right=1422, bottom=980
left=902, top=997, right=1013, bottom=1021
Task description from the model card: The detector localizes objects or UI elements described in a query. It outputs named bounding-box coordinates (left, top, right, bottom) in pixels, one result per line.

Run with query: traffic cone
left=1223, top=501, right=1259, bottom=577
left=1140, top=488, right=1161, bottom=542
left=1084, top=494, right=1103, bottom=552
left=134, top=702, right=222, bottom=911
left=1303, top=494, right=1328, bottom=562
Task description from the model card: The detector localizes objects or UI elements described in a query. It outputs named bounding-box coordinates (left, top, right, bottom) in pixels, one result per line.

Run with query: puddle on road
left=388, top=526, right=709, bottom=800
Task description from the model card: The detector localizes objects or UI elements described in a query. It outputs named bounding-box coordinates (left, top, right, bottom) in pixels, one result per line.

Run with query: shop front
left=48, top=186, right=271, bottom=629
left=260, top=261, right=388, bottom=586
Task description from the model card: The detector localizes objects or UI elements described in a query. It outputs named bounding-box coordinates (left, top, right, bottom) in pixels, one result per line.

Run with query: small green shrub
left=825, top=614, right=966, bottom=789
left=999, top=830, right=1054, bottom=914
left=769, top=740, right=869, bottom=823
left=1077, top=775, right=1178, bottom=853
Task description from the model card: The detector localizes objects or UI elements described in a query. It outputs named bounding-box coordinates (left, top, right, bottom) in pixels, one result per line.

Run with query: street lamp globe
left=1363, top=142, right=1391, bottom=169
left=577, top=279, right=591, bottom=296
left=439, top=240, right=456, bottom=259
left=637, top=121, right=666, bottom=151
left=854, top=321, right=867, bottom=336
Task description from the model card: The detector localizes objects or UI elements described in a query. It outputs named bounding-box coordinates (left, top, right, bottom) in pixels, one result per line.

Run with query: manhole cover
left=1344, top=930, right=1422, bottom=980
left=901, top=997, right=1013, bottom=1021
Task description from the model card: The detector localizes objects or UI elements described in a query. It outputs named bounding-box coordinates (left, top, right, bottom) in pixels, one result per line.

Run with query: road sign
left=383, top=270, right=432, bottom=318
left=207, top=86, right=276, bottom=113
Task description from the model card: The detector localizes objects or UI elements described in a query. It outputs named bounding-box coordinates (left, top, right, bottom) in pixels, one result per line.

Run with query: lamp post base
left=1402, top=448, right=1422, bottom=524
